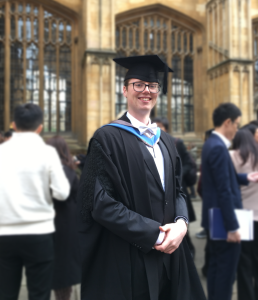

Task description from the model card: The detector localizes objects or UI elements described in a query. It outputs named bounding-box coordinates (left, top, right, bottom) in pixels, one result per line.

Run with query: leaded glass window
left=115, top=13, right=195, bottom=133
left=156, top=54, right=167, bottom=119
left=115, top=51, right=127, bottom=116
left=0, top=1, right=73, bottom=133
left=171, top=56, right=182, bottom=132
left=183, top=56, right=194, bottom=132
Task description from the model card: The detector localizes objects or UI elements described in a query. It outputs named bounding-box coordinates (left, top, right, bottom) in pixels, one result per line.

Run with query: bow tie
left=138, top=123, right=158, bottom=138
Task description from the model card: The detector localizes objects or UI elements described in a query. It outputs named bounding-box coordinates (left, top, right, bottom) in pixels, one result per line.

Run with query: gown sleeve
left=78, top=137, right=160, bottom=254
left=175, top=155, right=189, bottom=222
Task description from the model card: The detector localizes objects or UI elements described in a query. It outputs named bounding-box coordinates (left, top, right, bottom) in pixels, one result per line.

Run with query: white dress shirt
left=0, top=132, right=70, bottom=235
left=212, top=131, right=231, bottom=149
left=127, top=112, right=165, bottom=190
left=127, top=112, right=167, bottom=244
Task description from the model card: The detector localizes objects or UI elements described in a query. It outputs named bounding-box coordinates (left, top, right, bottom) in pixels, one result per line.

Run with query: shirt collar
left=126, top=112, right=151, bottom=129
left=212, top=131, right=231, bottom=149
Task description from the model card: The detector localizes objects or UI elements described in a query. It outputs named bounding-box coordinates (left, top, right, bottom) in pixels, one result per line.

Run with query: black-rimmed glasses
left=127, top=82, right=160, bottom=93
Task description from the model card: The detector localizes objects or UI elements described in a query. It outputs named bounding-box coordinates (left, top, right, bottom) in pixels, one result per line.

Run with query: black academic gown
left=77, top=113, right=206, bottom=300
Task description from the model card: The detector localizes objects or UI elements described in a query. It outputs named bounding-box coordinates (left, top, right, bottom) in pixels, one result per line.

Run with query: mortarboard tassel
left=162, top=63, right=168, bottom=95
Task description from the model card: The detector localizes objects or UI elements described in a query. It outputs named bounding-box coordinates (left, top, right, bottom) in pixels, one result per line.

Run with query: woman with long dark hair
left=241, top=123, right=258, bottom=143
left=230, top=129, right=258, bottom=300
left=46, top=136, right=81, bottom=300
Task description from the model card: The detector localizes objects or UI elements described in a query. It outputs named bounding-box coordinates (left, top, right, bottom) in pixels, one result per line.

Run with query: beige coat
left=230, top=150, right=258, bottom=221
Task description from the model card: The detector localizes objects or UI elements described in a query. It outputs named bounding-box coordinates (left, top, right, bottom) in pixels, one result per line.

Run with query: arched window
left=0, top=1, right=73, bottom=133
left=115, top=12, right=195, bottom=133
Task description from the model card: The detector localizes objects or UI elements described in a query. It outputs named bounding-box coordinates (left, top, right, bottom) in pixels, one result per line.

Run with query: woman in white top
left=230, top=129, right=258, bottom=300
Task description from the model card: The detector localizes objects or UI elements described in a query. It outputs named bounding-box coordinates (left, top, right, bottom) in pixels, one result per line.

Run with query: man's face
left=123, top=79, right=159, bottom=116
left=225, top=116, right=241, bottom=140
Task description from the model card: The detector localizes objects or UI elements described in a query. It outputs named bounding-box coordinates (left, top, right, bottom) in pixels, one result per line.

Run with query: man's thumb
left=159, top=225, right=169, bottom=232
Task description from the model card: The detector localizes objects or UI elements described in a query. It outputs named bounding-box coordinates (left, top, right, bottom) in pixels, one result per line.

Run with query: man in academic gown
left=77, top=55, right=206, bottom=300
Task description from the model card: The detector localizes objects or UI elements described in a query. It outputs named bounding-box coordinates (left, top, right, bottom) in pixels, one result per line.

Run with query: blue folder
left=209, top=208, right=227, bottom=240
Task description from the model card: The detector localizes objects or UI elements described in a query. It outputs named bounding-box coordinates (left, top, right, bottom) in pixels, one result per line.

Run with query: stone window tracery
left=0, top=1, right=73, bottom=133
left=115, top=13, right=195, bottom=133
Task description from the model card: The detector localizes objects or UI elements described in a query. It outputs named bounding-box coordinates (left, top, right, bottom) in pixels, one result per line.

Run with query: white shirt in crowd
left=0, top=132, right=70, bottom=235
left=212, top=131, right=231, bottom=149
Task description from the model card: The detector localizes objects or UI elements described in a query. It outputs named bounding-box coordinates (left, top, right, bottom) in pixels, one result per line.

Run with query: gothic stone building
left=0, top=0, right=257, bottom=147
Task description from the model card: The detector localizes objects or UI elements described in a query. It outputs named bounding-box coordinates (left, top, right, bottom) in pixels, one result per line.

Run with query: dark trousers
left=0, top=234, right=54, bottom=300
left=202, top=231, right=210, bottom=276
left=237, top=221, right=258, bottom=300
left=207, top=239, right=241, bottom=300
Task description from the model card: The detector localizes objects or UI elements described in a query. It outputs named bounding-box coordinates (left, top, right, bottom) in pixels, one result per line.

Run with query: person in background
left=153, top=116, right=196, bottom=258
left=0, top=103, right=70, bottom=300
left=202, top=103, right=258, bottom=300
left=196, top=129, right=214, bottom=240
left=240, top=123, right=258, bottom=143
left=0, top=132, right=4, bottom=144
left=249, top=120, right=258, bottom=128
left=3, top=130, right=12, bottom=142
left=187, top=143, right=197, bottom=198
left=196, top=128, right=213, bottom=279
left=46, top=136, right=81, bottom=300
left=74, top=154, right=86, bottom=171
left=230, top=129, right=258, bottom=300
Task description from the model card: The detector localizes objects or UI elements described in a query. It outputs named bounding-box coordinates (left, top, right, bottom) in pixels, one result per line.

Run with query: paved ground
left=18, top=200, right=237, bottom=300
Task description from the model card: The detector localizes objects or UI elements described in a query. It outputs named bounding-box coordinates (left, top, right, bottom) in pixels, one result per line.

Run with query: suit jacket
left=77, top=113, right=206, bottom=300
left=201, top=133, right=248, bottom=231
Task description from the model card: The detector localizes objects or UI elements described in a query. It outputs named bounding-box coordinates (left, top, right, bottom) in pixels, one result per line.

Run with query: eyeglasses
left=127, top=82, right=160, bottom=93
left=232, top=120, right=240, bottom=129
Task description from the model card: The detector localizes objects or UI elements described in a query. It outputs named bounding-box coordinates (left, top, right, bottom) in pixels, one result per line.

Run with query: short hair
left=4, top=131, right=12, bottom=138
left=124, top=79, right=130, bottom=86
left=124, top=79, right=130, bottom=91
left=14, top=103, right=43, bottom=131
left=212, top=103, right=241, bottom=127
left=152, top=117, right=169, bottom=131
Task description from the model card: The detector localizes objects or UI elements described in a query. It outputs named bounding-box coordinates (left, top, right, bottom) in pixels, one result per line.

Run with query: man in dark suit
left=202, top=103, right=258, bottom=300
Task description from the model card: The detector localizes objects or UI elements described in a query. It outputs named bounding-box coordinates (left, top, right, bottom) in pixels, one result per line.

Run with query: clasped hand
left=154, top=220, right=187, bottom=254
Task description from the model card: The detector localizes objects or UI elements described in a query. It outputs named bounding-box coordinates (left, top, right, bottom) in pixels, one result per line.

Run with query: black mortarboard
left=113, top=55, right=173, bottom=95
